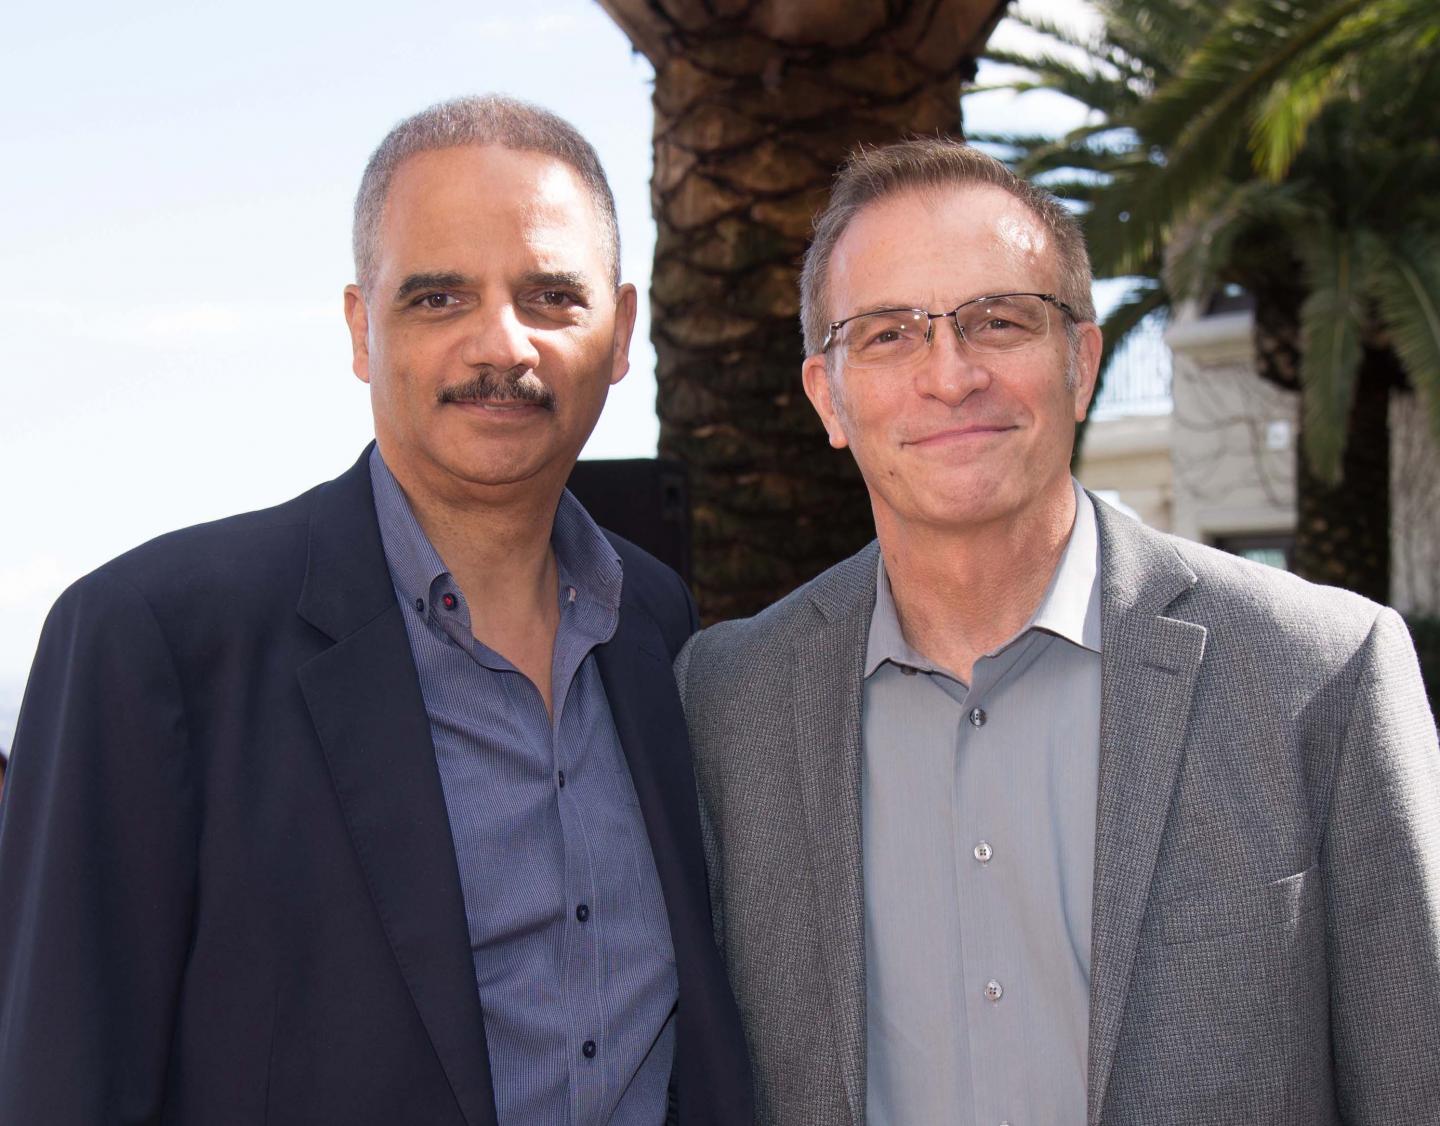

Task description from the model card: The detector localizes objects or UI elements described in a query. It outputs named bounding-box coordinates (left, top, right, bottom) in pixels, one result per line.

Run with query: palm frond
left=1250, top=64, right=1344, bottom=181
left=1163, top=179, right=1318, bottom=299
left=1135, top=0, right=1370, bottom=220
left=1098, top=0, right=1219, bottom=76
left=1142, top=0, right=1366, bottom=144
left=1004, top=8, right=1105, bottom=56
left=1297, top=227, right=1369, bottom=481
left=980, top=54, right=1137, bottom=113
left=1368, top=232, right=1440, bottom=442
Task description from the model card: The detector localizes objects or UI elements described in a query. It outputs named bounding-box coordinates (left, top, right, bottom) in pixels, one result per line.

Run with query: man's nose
left=914, top=313, right=991, bottom=403
left=458, top=303, right=542, bottom=371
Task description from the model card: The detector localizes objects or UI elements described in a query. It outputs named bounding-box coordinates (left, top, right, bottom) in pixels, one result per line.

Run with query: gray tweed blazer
left=676, top=497, right=1440, bottom=1126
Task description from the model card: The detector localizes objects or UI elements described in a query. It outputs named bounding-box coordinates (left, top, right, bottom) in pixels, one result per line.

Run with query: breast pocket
left=1157, top=864, right=1322, bottom=945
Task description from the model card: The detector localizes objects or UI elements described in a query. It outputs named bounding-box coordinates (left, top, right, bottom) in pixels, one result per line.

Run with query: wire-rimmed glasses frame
left=820, top=292, right=1081, bottom=370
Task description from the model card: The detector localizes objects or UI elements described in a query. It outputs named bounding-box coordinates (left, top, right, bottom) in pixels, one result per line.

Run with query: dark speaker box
left=565, top=459, right=692, bottom=585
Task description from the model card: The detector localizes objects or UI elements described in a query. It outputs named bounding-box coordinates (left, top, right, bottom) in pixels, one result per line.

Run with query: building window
left=1212, top=532, right=1294, bottom=571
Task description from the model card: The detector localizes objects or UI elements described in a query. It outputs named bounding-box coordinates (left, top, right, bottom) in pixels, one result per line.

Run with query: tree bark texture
left=1292, top=347, right=1400, bottom=605
left=600, top=0, right=1006, bottom=621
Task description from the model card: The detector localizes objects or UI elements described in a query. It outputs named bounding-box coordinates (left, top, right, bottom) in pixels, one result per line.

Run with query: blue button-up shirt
left=370, top=448, right=677, bottom=1126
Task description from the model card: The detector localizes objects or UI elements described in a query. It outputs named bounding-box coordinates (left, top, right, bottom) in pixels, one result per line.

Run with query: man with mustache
left=677, top=138, right=1440, bottom=1124
left=0, top=95, right=752, bottom=1126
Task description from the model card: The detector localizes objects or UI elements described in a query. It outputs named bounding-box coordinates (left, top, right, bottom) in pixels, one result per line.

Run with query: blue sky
left=0, top=1, right=1096, bottom=749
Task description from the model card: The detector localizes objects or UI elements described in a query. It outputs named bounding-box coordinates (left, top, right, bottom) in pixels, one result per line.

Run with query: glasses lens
left=840, top=310, right=926, bottom=368
left=957, top=295, right=1050, bottom=353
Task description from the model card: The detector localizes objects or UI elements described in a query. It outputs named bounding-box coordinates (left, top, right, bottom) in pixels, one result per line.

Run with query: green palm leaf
left=1297, top=228, right=1369, bottom=481
left=1368, top=234, right=1440, bottom=441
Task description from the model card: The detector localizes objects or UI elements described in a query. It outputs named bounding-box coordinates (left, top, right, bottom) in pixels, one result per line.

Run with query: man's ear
left=609, top=283, right=638, bottom=386
left=801, top=354, right=849, bottom=449
left=344, top=284, right=371, bottom=384
left=1071, top=320, right=1103, bottom=421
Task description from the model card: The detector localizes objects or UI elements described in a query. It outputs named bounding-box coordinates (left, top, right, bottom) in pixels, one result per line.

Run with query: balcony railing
left=1090, top=314, right=1173, bottom=418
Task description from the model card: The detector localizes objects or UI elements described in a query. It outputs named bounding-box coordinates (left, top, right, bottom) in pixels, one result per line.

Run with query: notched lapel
left=1087, top=505, right=1208, bottom=1125
left=299, top=610, right=496, bottom=1126
left=596, top=610, right=711, bottom=952
left=296, top=451, right=496, bottom=1126
left=791, top=591, right=872, bottom=1126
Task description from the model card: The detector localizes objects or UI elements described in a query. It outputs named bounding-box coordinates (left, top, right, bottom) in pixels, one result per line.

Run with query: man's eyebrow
left=393, top=272, right=471, bottom=302
left=841, top=300, right=924, bottom=319
left=521, top=270, right=593, bottom=302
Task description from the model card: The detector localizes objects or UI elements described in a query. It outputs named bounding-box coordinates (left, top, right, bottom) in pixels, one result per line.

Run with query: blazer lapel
left=791, top=545, right=878, bottom=1126
left=1086, top=503, right=1208, bottom=1125
left=595, top=604, right=711, bottom=960
left=296, top=450, right=497, bottom=1126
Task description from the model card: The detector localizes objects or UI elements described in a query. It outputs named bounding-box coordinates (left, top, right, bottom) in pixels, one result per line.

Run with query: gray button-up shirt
left=862, top=482, right=1102, bottom=1126
left=370, top=449, right=677, bottom=1126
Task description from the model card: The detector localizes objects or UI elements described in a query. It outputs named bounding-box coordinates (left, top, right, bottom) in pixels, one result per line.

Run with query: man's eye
left=416, top=293, right=458, bottom=309
left=855, top=321, right=912, bottom=349
left=537, top=290, right=578, bottom=308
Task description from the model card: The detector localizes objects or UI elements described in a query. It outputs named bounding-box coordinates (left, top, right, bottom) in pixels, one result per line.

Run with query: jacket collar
left=295, top=445, right=499, bottom=1126
left=1086, top=497, right=1206, bottom=1125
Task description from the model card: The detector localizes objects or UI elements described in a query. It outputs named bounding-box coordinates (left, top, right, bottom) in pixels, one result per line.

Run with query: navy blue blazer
left=0, top=448, right=753, bottom=1126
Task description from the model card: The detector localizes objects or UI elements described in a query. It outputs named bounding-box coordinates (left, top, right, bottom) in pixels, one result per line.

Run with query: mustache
left=437, top=368, right=555, bottom=411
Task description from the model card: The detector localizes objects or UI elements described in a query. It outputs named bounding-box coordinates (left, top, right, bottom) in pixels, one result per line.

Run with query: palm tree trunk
left=600, top=1, right=1005, bottom=621
left=1292, top=348, right=1395, bottom=603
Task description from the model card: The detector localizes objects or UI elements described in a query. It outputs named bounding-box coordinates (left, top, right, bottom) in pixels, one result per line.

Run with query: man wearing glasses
left=676, top=138, right=1440, bottom=1125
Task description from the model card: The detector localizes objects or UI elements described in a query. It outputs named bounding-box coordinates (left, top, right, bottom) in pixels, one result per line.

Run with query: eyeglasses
left=821, top=292, right=1080, bottom=370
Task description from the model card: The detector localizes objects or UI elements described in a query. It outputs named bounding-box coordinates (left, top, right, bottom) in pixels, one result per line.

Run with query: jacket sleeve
left=0, top=570, right=199, bottom=1125
left=1324, top=606, right=1440, bottom=1123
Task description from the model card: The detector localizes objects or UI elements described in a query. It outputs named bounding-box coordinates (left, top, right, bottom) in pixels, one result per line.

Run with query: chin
left=918, top=480, right=1022, bottom=528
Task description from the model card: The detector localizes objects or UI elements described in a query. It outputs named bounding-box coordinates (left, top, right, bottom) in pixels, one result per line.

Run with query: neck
left=383, top=452, right=564, bottom=632
left=876, top=480, right=1078, bottom=683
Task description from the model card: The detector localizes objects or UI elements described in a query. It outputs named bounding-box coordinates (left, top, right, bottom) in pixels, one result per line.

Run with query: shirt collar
left=367, top=446, right=624, bottom=639
left=864, top=479, right=1102, bottom=679
left=1032, top=481, right=1102, bottom=654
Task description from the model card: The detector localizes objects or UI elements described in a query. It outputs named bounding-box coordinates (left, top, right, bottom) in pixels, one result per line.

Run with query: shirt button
left=413, top=597, right=425, bottom=613
left=969, top=706, right=987, bottom=728
left=557, top=771, right=565, bottom=789
left=973, top=841, right=993, bottom=863
left=581, top=1039, right=597, bottom=1059
left=575, top=903, right=590, bottom=923
left=984, top=979, right=1004, bottom=1002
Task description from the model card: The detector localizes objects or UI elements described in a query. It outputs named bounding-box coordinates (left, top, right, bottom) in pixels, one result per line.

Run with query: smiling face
left=801, top=184, right=1101, bottom=538
left=344, top=144, right=635, bottom=506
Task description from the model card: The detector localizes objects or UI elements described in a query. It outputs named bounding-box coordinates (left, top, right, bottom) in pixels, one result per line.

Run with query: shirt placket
left=950, top=656, right=1026, bottom=1126
left=551, top=591, right=608, bottom=1126
left=431, top=576, right=607, bottom=1126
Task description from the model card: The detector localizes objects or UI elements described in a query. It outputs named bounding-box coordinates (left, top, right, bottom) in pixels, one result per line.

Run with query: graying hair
left=353, top=94, right=620, bottom=293
left=799, top=138, right=1096, bottom=358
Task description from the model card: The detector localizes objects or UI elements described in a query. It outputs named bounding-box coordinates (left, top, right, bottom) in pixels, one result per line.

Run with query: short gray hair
left=799, top=138, right=1096, bottom=357
left=353, top=94, right=620, bottom=293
